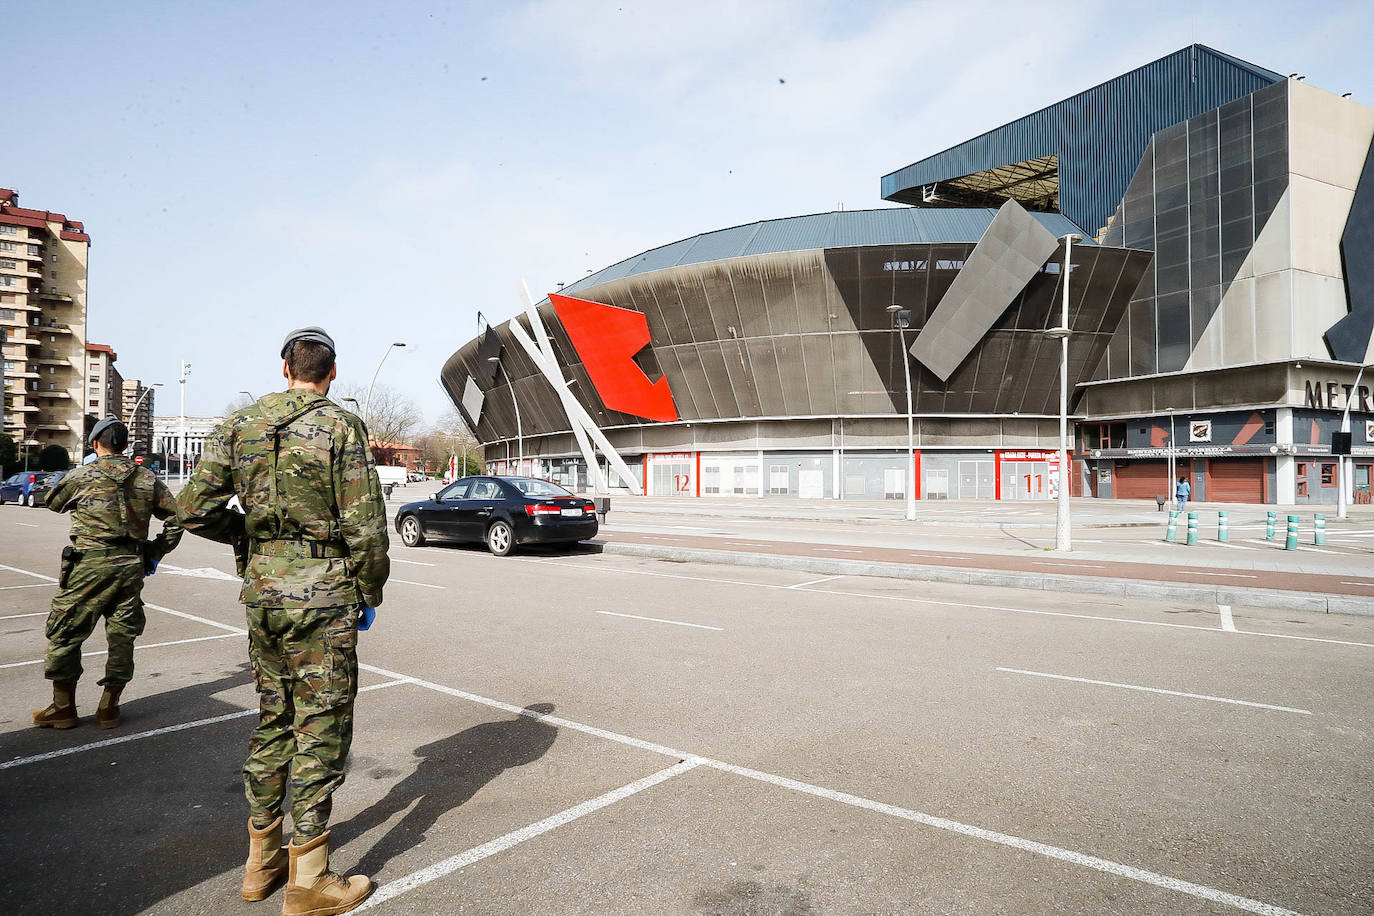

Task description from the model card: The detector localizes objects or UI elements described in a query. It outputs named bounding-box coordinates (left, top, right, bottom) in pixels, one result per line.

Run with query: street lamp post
left=886, top=304, right=916, bottom=521
left=1166, top=407, right=1177, bottom=501
left=1046, top=233, right=1082, bottom=551
left=488, top=356, right=523, bottom=474
left=128, top=382, right=163, bottom=455
left=178, top=360, right=191, bottom=485
left=363, top=342, right=406, bottom=420
left=239, top=389, right=255, bottom=404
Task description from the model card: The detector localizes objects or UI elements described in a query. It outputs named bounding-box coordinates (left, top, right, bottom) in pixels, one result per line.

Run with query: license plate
left=560, top=508, right=583, bottom=517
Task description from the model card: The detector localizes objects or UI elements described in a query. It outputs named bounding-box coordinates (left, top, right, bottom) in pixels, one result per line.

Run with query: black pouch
left=59, top=544, right=81, bottom=589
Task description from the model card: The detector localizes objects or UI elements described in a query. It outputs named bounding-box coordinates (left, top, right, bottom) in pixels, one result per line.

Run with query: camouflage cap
left=280, top=326, right=336, bottom=359
left=89, top=415, right=128, bottom=446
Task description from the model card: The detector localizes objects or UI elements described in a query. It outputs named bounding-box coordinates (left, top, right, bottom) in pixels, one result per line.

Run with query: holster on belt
left=59, top=544, right=81, bottom=589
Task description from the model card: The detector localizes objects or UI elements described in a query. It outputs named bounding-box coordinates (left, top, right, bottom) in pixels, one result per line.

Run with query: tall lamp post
left=488, top=356, right=523, bottom=474
left=178, top=360, right=191, bottom=485
left=363, top=341, right=406, bottom=420
left=886, top=304, right=916, bottom=521
left=1166, top=407, right=1177, bottom=500
left=128, top=382, right=163, bottom=455
left=1045, top=233, right=1083, bottom=552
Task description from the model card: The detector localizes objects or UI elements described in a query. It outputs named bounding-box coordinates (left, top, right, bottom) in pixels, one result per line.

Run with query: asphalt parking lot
left=2, top=500, right=1372, bottom=915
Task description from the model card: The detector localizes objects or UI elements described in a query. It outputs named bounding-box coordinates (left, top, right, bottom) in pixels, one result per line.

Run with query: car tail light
left=27, top=474, right=36, bottom=483
left=525, top=504, right=562, bottom=516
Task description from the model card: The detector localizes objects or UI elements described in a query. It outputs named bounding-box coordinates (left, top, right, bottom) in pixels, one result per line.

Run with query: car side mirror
left=434, top=492, right=444, bottom=502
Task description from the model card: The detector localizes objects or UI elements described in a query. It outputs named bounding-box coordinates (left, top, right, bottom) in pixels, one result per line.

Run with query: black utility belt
left=251, top=540, right=348, bottom=559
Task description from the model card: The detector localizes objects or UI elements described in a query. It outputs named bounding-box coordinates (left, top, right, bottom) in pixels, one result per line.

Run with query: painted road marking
left=816, top=547, right=862, bottom=554
left=912, top=553, right=973, bottom=560
left=159, top=564, right=240, bottom=582
left=597, top=610, right=723, bottom=631
left=146, top=602, right=247, bottom=635
left=0, top=563, right=56, bottom=582
left=789, top=575, right=844, bottom=589
left=389, top=558, right=436, bottom=567
left=996, top=667, right=1310, bottom=715
left=0, top=633, right=239, bottom=670
left=0, top=610, right=47, bottom=618
left=357, top=761, right=700, bottom=912
left=357, top=661, right=1301, bottom=915
left=1340, top=581, right=1374, bottom=587
left=515, top=557, right=1374, bottom=650
left=1032, top=561, right=1107, bottom=569
left=0, top=679, right=414, bottom=771
left=0, top=584, right=52, bottom=593
left=13, top=522, right=38, bottom=528
left=392, top=578, right=446, bottom=590
left=1219, top=605, right=1237, bottom=632
left=1178, top=571, right=1257, bottom=579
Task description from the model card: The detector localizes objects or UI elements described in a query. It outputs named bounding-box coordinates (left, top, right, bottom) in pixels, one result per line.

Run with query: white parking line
left=390, top=558, right=436, bottom=567
left=146, top=602, right=246, bottom=635
left=816, top=547, right=862, bottom=554
left=0, top=584, right=53, bottom=593
left=355, top=661, right=1300, bottom=915
left=597, top=611, right=722, bottom=631
left=789, top=575, right=844, bottom=589
left=515, top=557, right=1374, bottom=650
left=0, top=563, right=56, bottom=582
left=0, top=633, right=239, bottom=670
left=13, top=522, right=38, bottom=528
left=1177, top=571, right=1257, bottom=579
left=1032, top=561, right=1106, bottom=569
left=392, top=578, right=446, bottom=590
left=996, top=667, right=1310, bottom=715
left=1340, top=581, right=1374, bottom=587
left=0, top=610, right=47, bottom=618
left=0, top=678, right=415, bottom=772
left=358, top=761, right=699, bottom=911
left=1218, top=605, right=1236, bottom=632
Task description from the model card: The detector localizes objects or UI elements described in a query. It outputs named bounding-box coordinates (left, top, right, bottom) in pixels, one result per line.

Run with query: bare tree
left=417, top=407, right=483, bottom=474
left=223, top=393, right=255, bottom=415
left=332, top=382, right=421, bottom=449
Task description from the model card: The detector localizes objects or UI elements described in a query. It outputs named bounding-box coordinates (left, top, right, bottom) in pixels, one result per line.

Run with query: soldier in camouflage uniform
left=33, top=416, right=183, bottom=731
left=177, top=327, right=388, bottom=915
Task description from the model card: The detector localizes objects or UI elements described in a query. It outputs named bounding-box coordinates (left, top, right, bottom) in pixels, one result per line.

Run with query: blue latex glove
left=144, top=560, right=158, bottom=578
left=359, top=605, right=376, bottom=631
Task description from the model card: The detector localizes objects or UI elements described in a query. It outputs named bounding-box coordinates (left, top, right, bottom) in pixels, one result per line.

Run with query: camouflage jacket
left=47, top=456, right=183, bottom=557
left=176, top=388, right=389, bottom=609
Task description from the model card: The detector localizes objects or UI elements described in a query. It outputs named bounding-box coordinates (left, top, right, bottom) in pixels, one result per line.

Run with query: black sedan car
left=395, top=476, right=598, bottom=556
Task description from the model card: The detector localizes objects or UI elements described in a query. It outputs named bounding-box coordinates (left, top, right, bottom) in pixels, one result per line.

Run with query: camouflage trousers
left=244, top=604, right=359, bottom=840
left=44, top=554, right=145, bottom=686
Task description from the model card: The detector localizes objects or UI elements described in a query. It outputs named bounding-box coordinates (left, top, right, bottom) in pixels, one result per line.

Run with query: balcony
left=37, top=289, right=73, bottom=302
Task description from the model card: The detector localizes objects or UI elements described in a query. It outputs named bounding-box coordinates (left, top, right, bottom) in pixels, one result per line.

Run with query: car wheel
left=25, top=492, right=34, bottom=507
left=486, top=520, right=514, bottom=557
left=400, top=515, right=426, bottom=547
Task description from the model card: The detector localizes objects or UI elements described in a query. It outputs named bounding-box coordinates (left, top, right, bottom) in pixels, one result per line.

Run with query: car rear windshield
left=506, top=477, right=574, bottom=498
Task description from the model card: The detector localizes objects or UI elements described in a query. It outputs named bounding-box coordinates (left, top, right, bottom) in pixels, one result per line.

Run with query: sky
left=9, top=0, right=1374, bottom=424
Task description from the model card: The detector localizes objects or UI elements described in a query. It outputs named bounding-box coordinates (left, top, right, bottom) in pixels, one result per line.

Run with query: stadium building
left=442, top=45, right=1374, bottom=505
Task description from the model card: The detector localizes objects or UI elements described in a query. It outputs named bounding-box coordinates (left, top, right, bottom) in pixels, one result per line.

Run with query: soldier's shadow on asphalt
left=335, top=702, right=558, bottom=876
left=0, top=665, right=257, bottom=916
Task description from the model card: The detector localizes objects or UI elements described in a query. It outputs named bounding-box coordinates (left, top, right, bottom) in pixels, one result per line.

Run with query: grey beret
left=89, top=416, right=127, bottom=446
left=280, top=326, right=336, bottom=358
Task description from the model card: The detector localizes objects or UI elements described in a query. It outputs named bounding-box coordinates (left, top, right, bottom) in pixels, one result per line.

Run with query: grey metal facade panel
left=880, top=45, right=1284, bottom=234
left=555, top=208, right=1090, bottom=300
left=1327, top=136, right=1374, bottom=362
left=447, top=243, right=1151, bottom=450
left=911, top=201, right=1062, bottom=381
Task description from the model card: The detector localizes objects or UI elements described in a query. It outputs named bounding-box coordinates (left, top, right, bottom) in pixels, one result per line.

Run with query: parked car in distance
left=0, top=471, right=60, bottom=507
left=395, top=476, right=598, bottom=556
left=407, top=470, right=429, bottom=483
left=28, top=471, right=66, bottom=508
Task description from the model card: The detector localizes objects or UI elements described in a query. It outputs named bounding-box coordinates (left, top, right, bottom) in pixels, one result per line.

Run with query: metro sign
left=549, top=293, right=679, bottom=423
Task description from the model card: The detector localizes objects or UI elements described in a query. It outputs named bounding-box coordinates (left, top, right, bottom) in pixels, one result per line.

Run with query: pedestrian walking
left=32, top=417, right=182, bottom=731
left=1175, top=475, right=1191, bottom=511
left=177, top=327, right=389, bottom=915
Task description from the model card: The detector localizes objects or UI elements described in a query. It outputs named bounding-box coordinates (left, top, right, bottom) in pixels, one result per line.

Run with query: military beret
left=89, top=416, right=127, bottom=446
left=280, top=326, right=336, bottom=359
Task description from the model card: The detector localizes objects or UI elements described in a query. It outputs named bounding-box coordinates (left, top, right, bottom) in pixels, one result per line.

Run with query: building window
left=0, top=226, right=16, bottom=236
left=48, top=367, right=55, bottom=374
left=0, top=241, right=14, bottom=251
left=49, top=271, right=56, bottom=279
left=1321, top=463, right=1337, bottom=487
left=0, top=277, right=14, bottom=288
left=1296, top=462, right=1308, bottom=498
left=0, top=259, right=15, bottom=269
left=769, top=465, right=789, bottom=495
left=0, top=309, right=14, bottom=320
left=89, top=399, right=99, bottom=408
left=50, top=254, right=57, bottom=263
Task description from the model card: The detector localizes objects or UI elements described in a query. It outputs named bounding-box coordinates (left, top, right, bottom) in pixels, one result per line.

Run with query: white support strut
left=507, top=286, right=643, bottom=495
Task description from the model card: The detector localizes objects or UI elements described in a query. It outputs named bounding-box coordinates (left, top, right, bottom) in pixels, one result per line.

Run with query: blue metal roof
left=880, top=44, right=1284, bottom=235
left=558, top=207, right=1087, bottom=297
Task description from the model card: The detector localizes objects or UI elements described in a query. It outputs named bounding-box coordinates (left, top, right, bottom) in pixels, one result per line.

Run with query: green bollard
left=1186, top=511, right=1198, bottom=546
left=1217, top=510, right=1229, bottom=543
left=1266, top=511, right=1276, bottom=541
left=1314, top=513, right=1327, bottom=547
left=1165, top=509, right=1179, bottom=543
left=1285, top=515, right=1298, bottom=550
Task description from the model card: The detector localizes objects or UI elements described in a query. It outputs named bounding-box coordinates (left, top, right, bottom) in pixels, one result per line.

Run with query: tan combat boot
left=95, top=685, right=124, bottom=729
left=281, top=831, right=372, bottom=916
left=32, top=681, right=78, bottom=729
left=242, top=816, right=289, bottom=902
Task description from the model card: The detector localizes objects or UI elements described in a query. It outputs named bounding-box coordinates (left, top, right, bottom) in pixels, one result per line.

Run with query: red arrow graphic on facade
left=549, top=293, right=679, bottom=423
